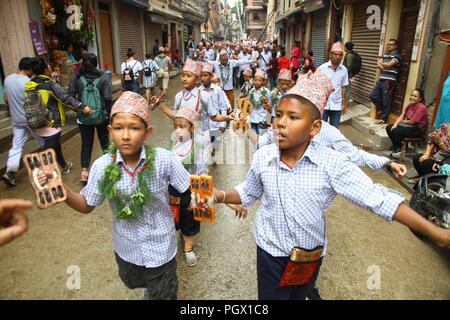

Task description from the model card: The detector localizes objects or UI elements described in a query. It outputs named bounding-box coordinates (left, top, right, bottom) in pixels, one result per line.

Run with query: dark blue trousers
left=370, top=79, right=397, bottom=122
left=257, top=246, right=323, bottom=300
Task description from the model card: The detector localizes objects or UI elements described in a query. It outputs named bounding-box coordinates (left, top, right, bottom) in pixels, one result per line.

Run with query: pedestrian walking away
left=121, top=48, right=143, bottom=93
left=2, top=57, right=44, bottom=187
left=69, top=53, right=112, bottom=184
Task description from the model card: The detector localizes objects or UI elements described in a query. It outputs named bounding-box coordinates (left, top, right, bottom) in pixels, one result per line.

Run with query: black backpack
left=351, top=52, right=362, bottom=76
left=143, top=60, right=153, bottom=77
left=123, top=61, right=137, bottom=82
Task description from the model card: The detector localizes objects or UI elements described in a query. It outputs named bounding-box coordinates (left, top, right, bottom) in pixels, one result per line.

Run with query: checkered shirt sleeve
left=317, top=122, right=390, bottom=171
left=233, top=143, right=405, bottom=257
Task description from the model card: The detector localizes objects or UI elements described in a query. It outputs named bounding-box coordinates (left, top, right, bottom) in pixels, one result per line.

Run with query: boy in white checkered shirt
left=203, top=70, right=450, bottom=300
left=56, top=92, right=191, bottom=300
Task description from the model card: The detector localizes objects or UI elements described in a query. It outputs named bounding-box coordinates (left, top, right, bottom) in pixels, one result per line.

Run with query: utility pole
left=234, top=0, right=244, bottom=39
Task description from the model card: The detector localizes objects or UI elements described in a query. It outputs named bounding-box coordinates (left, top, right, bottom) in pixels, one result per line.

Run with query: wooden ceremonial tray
left=23, top=149, right=67, bottom=209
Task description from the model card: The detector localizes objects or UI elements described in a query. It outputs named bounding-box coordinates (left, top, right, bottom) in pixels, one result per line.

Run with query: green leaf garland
left=99, top=143, right=156, bottom=220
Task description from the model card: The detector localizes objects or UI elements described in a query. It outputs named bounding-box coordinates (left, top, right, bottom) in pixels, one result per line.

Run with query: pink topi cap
left=286, top=70, right=335, bottom=115
left=278, top=69, right=292, bottom=81
left=183, top=58, right=203, bottom=77
left=111, top=91, right=150, bottom=126
left=331, top=41, right=344, bottom=53
left=254, top=68, right=267, bottom=80
left=202, top=62, right=214, bottom=74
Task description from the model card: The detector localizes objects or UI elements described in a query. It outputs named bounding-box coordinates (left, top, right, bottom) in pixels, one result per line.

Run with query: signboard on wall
left=29, top=21, right=47, bottom=55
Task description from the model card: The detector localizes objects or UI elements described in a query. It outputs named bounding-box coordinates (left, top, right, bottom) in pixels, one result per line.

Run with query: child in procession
left=239, top=68, right=254, bottom=99
left=201, top=72, right=450, bottom=300
left=157, top=59, right=234, bottom=166
left=199, top=63, right=232, bottom=164
left=58, top=91, right=191, bottom=300
left=247, top=69, right=272, bottom=134
left=270, top=69, right=294, bottom=121
left=167, top=108, right=246, bottom=267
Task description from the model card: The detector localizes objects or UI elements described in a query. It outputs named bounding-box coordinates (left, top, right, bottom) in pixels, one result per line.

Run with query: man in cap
left=212, top=49, right=257, bottom=109
left=317, top=41, right=349, bottom=128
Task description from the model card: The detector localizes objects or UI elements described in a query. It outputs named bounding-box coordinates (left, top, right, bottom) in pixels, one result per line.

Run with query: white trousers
left=6, top=125, right=44, bottom=172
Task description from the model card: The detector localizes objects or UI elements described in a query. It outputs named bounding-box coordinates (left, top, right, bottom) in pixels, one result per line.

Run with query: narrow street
left=0, top=78, right=448, bottom=300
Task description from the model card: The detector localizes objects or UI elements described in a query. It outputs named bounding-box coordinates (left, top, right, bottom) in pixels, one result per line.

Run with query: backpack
left=351, top=52, right=362, bottom=76
left=24, top=80, right=55, bottom=129
left=77, top=76, right=106, bottom=125
left=122, top=61, right=137, bottom=82
left=143, top=60, right=153, bottom=77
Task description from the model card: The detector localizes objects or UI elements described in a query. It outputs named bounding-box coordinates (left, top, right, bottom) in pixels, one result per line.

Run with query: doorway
left=98, top=3, right=115, bottom=72
left=392, top=0, right=421, bottom=115
left=170, top=22, right=177, bottom=52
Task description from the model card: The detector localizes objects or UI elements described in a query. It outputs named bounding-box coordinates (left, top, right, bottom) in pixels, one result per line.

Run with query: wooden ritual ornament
left=23, top=149, right=67, bottom=209
left=190, top=174, right=215, bottom=223
left=234, top=98, right=252, bottom=137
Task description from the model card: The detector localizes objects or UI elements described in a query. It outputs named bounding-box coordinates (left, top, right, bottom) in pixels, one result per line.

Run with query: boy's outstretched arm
left=157, top=103, right=175, bottom=119
left=212, top=187, right=243, bottom=205
left=65, top=185, right=95, bottom=214
left=393, top=203, right=450, bottom=248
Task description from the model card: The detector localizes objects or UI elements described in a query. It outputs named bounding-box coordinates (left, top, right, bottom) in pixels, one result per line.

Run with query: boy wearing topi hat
left=271, top=69, right=294, bottom=121
left=157, top=59, right=233, bottom=165
left=202, top=70, right=450, bottom=300
left=247, top=68, right=272, bottom=135
left=317, top=41, right=349, bottom=128
left=212, top=50, right=258, bottom=110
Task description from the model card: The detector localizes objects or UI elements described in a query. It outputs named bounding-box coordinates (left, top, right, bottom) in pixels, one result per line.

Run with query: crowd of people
left=1, top=35, right=450, bottom=301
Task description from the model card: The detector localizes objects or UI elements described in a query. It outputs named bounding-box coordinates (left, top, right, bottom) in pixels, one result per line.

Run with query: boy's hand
left=226, top=204, right=248, bottom=219
left=389, top=162, right=407, bottom=178
left=434, top=228, right=450, bottom=249
left=82, top=106, right=93, bottom=115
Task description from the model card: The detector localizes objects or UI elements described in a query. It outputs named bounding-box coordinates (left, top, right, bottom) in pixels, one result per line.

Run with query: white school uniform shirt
left=238, top=52, right=252, bottom=71
left=205, top=48, right=215, bottom=61
left=173, top=87, right=217, bottom=149
left=258, top=51, right=272, bottom=72
left=317, top=60, right=349, bottom=111
left=212, top=59, right=254, bottom=91
left=80, top=147, right=190, bottom=268
left=199, top=83, right=229, bottom=130
left=235, top=142, right=405, bottom=257
left=256, top=122, right=390, bottom=171
left=120, top=59, right=143, bottom=80
left=248, top=86, right=272, bottom=124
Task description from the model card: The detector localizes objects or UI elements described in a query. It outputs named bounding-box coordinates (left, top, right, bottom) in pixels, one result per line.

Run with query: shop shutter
left=311, top=8, right=327, bottom=67
left=350, top=0, right=385, bottom=106
left=118, top=4, right=144, bottom=62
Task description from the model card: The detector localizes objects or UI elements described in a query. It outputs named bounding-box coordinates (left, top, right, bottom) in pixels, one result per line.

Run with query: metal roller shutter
left=311, top=8, right=327, bottom=67
left=350, top=0, right=385, bottom=106
left=118, top=4, right=144, bottom=62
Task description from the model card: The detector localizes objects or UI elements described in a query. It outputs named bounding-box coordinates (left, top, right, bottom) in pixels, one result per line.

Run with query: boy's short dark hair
left=110, top=113, right=148, bottom=129
left=18, top=57, right=32, bottom=71
left=345, top=42, right=354, bottom=50
left=30, top=58, right=48, bottom=76
left=281, top=94, right=321, bottom=120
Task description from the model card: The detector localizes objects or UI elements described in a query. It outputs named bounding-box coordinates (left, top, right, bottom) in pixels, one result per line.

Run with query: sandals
left=375, top=119, right=386, bottom=124
left=80, top=170, right=89, bottom=184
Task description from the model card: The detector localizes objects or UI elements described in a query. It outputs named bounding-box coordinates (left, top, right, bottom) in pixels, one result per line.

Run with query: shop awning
left=118, top=0, right=149, bottom=10
left=152, top=7, right=184, bottom=20
left=302, top=0, right=326, bottom=13
left=149, top=13, right=169, bottom=25
left=275, top=0, right=326, bottom=23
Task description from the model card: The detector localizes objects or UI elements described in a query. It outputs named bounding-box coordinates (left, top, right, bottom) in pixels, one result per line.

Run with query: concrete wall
left=0, top=0, right=34, bottom=76
left=420, top=0, right=449, bottom=112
